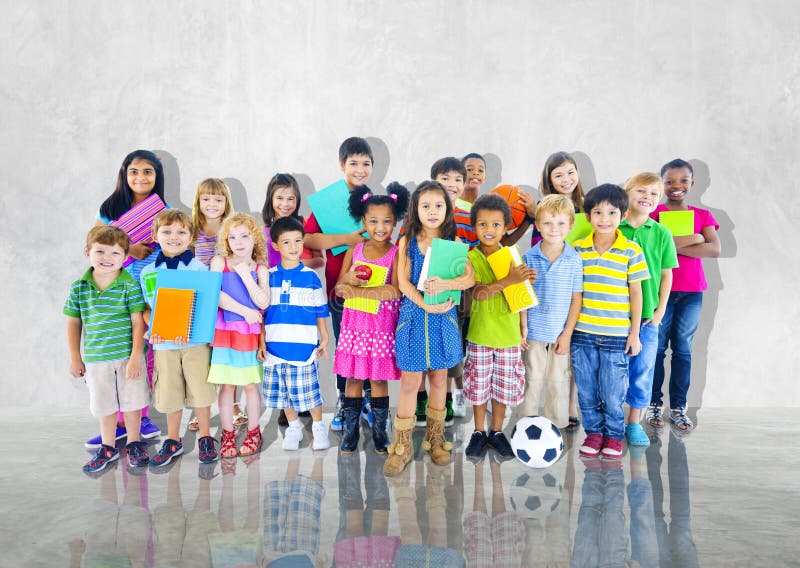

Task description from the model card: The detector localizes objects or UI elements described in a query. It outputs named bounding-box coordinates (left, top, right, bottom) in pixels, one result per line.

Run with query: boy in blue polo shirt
left=65, top=226, right=149, bottom=473
left=572, top=184, right=650, bottom=460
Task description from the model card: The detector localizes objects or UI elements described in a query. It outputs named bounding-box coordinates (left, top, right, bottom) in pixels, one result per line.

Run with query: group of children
left=66, top=140, right=719, bottom=476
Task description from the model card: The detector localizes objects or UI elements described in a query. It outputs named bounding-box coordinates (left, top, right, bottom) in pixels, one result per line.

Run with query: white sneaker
left=312, top=422, right=330, bottom=450
left=452, top=389, right=467, bottom=418
left=282, top=426, right=303, bottom=451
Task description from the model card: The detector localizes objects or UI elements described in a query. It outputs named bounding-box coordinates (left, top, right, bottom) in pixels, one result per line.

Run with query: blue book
left=221, top=270, right=259, bottom=323
left=154, top=270, right=222, bottom=344
left=306, top=179, right=363, bottom=255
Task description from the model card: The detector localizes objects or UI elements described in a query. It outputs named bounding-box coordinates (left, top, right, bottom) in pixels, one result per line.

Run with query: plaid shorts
left=463, top=342, right=525, bottom=406
left=265, top=475, right=325, bottom=555
left=262, top=361, right=323, bottom=412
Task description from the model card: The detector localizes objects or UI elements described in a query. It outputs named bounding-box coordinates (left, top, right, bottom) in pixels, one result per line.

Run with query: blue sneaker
left=360, top=398, right=374, bottom=428
left=150, top=439, right=184, bottom=468
left=83, top=444, right=120, bottom=473
left=126, top=440, right=150, bottom=467
left=140, top=417, right=161, bottom=439
left=85, top=425, right=127, bottom=450
left=331, top=391, right=345, bottom=432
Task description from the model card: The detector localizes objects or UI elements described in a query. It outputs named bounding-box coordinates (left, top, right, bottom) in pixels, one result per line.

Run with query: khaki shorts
left=85, top=357, right=150, bottom=417
left=153, top=345, right=217, bottom=413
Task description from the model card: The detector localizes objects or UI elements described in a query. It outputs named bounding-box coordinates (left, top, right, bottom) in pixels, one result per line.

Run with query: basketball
left=490, top=185, right=527, bottom=230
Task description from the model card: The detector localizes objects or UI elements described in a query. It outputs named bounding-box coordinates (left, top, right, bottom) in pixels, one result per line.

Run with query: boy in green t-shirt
left=463, top=194, right=536, bottom=460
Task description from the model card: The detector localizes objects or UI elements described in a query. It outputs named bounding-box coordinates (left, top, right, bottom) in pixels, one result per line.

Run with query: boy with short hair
left=620, top=173, right=678, bottom=446
left=463, top=194, right=536, bottom=460
left=519, top=194, right=583, bottom=428
left=263, top=216, right=331, bottom=451
left=140, top=209, right=219, bottom=467
left=572, top=184, right=650, bottom=460
left=65, top=226, right=149, bottom=472
left=304, top=137, right=373, bottom=431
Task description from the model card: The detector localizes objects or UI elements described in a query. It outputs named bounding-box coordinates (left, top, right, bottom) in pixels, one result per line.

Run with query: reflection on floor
left=3, top=408, right=798, bottom=567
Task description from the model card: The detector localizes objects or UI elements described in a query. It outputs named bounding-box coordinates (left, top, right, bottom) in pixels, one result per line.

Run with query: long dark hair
left=261, top=173, right=303, bottom=227
left=99, top=150, right=165, bottom=221
left=404, top=181, right=456, bottom=244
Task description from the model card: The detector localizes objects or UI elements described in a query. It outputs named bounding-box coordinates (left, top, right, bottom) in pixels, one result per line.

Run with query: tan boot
left=384, top=416, right=414, bottom=477
left=422, top=406, right=452, bottom=466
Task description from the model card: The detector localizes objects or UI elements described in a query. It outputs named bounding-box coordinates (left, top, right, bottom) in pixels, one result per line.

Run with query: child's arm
left=470, top=260, right=536, bottom=302
left=554, top=291, right=582, bottom=355
left=672, top=234, right=705, bottom=249
left=423, top=259, right=477, bottom=296
left=519, top=309, right=529, bottom=350
left=211, top=256, right=263, bottom=324
left=301, top=249, right=325, bottom=270
left=675, top=225, right=720, bottom=259
left=66, top=316, right=85, bottom=378
left=501, top=189, right=537, bottom=246
left=233, top=262, right=271, bottom=309
left=335, top=246, right=402, bottom=302
left=647, top=269, right=673, bottom=327
left=316, top=317, right=329, bottom=358
left=397, top=237, right=454, bottom=315
left=125, top=311, right=145, bottom=379
left=257, top=328, right=266, bottom=362
left=304, top=228, right=364, bottom=252
left=626, top=281, right=644, bottom=356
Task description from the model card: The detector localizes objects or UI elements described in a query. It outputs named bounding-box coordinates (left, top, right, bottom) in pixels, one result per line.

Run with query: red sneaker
left=579, top=433, right=604, bottom=457
left=601, top=437, right=624, bottom=460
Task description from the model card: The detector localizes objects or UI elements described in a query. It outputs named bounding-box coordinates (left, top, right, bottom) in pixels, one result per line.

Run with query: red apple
left=354, top=264, right=372, bottom=280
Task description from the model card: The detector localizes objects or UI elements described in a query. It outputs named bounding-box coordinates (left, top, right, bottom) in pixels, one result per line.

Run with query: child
left=519, top=194, right=583, bottom=428
left=304, top=137, right=374, bottom=432
left=461, top=152, right=486, bottom=208
left=384, top=181, right=475, bottom=476
left=88, top=149, right=165, bottom=448
left=140, top=210, right=219, bottom=467
left=648, top=159, right=720, bottom=432
left=619, top=173, right=679, bottom=446
left=333, top=182, right=410, bottom=454
left=207, top=213, right=271, bottom=458
left=65, top=226, right=149, bottom=472
left=572, top=184, right=650, bottom=460
left=462, top=194, right=535, bottom=460
left=262, top=216, right=331, bottom=451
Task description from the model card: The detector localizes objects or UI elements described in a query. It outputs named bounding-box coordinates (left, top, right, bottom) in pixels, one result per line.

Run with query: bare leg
left=100, top=413, right=118, bottom=447
left=243, top=383, right=261, bottom=430
left=195, top=406, right=212, bottom=438
left=122, top=410, right=142, bottom=444
left=166, top=410, right=182, bottom=441
left=218, top=384, right=235, bottom=431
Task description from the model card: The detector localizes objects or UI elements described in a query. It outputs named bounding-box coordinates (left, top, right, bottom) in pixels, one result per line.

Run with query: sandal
left=566, top=416, right=580, bottom=431
left=238, top=426, right=262, bottom=457
left=232, top=410, right=248, bottom=428
left=670, top=407, right=694, bottom=432
left=220, top=429, right=238, bottom=459
left=187, top=416, right=199, bottom=431
left=647, top=405, right=664, bottom=427
left=625, top=423, right=651, bottom=447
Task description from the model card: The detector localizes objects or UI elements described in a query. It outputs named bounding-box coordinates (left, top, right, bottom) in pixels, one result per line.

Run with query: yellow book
left=486, top=245, right=538, bottom=313
left=343, top=262, right=389, bottom=314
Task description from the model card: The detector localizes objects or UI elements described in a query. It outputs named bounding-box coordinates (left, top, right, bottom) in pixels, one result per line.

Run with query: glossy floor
left=2, top=408, right=797, bottom=567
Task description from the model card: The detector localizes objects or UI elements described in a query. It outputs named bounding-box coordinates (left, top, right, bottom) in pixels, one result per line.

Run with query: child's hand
left=625, top=333, right=642, bottom=357
left=69, top=359, right=86, bottom=378
left=256, top=346, right=267, bottom=362
left=149, top=333, right=164, bottom=345
left=340, top=270, right=365, bottom=288
left=233, top=261, right=253, bottom=279
left=423, top=276, right=449, bottom=295
left=173, top=335, right=189, bottom=346
left=334, top=283, right=354, bottom=299
left=125, top=357, right=142, bottom=380
left=243, top=308, right=263, bottom=325
left=317, top=340, right=328, bottom=359
left=554, top=332, right=571, bottom=355
left=520, top=336, right=529, bottom=351
left=423, top=298, right=454, bottom=314
left=650, top=306, right=666, bottom=327
left=347, top=228, right=366, bottom=247
left=128, top=242, right=153, bottom=260
left=517, top=189, right=537, bottom=217
left=505, top=262, right=536, bottom=286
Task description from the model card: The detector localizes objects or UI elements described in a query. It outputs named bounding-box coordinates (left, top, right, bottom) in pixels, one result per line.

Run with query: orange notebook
left=150, top=288, right=197, bottom=341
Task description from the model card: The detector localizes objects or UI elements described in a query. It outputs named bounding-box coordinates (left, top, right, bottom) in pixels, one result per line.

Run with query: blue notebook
left=153, top=270, right=222, bottom=344
left=306, top=179, right=363, bottom=255
left=221, top=270, right=259, bottom=323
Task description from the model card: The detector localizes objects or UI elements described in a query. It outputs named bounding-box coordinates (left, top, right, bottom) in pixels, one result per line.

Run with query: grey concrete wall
left=2, top=1, right=797, bottom=408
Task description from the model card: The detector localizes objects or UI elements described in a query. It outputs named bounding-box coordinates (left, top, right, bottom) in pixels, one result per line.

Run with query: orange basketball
left=490, top=185, right=527, bottom=230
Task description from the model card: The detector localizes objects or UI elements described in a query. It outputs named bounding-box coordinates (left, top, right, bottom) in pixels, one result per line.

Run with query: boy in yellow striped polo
left=571, top=184, right=650, bottom=460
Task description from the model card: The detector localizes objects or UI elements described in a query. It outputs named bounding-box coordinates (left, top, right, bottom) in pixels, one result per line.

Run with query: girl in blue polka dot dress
left=384, top=181, right=475, bottom=476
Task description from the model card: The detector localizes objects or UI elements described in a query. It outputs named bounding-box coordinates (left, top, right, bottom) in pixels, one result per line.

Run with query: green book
left=658, top=210, right=695, bottom=236
left=566, top=213, right=593, bottom=245
left=419, top=238, right=469, bottom=304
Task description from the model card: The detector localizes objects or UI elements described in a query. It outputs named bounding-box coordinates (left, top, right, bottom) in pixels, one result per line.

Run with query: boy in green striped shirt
left=65, top=226, right=150, bottom=473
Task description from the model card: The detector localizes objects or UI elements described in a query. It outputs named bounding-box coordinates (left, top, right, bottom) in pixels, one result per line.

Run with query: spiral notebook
left=150, top=270, right=223, bottom=344
left=109, top=193, right=166, bottom=266
left=150, top=288, right=196, bottom=341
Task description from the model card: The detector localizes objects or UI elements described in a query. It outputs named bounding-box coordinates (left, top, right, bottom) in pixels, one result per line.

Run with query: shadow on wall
left=366, top=136, right=390, bottom=193
left=571, top=151, right=598, bottom=191
left=224, top=177, right=256, bottom=219
left=154, top=150, right=191, bottom=214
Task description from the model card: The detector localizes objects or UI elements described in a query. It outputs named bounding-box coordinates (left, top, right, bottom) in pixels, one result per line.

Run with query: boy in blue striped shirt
left=571, top=184, right=650, bottom=460
left=262, top=216, right=331, bottom=451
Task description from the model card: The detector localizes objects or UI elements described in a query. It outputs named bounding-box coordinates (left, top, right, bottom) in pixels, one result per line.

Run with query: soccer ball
left=509, top=471, right=563, bottom=521
left=510, top=416, right=564, bottom=468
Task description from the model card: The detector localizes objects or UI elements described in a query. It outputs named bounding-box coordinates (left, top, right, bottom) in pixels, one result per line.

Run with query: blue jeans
left=651, top=292, right=703, bottom=409
left=626, top=321, right=660, bottom=409
left=571, top=331, right=629, bottom=441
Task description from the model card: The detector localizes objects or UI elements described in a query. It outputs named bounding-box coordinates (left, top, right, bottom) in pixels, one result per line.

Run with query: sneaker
left=140, top=417, right=161, bottom=439
left=360, top=398, right=374, bottom=428
left=151, top=439, right=184, bottom=467
left=126, top=441, right=150, bottom=467
left=601, top=437, right=624, bottom=460
left=331, top=392, right=346, bottom=432
left=465, top=430, right=488, bottom=459
left=579, top=433, right=604, bottom=458
left=198, top=435, right=219, bottom=464
left=278, top=409, right=289, bottom=427
left=445, top=395, right=455, bottom=427
left=415, top=394, right=428, bottom=428
left=85, top=425, right=127, bottom=450
left=312, top=422, right=331, bottom=450
left=487, top=430, right=515, bottom=459
left=83, top=445, right=120, bottom=473
left=282, top=426, right=304, bottom=450
left=452, top=389, right=467, bottom=418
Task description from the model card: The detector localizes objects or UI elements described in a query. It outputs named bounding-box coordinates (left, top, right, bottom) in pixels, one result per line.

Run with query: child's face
left=535, top=211, right=573, bottom=246
left=227, top=224, right=255, bottom=259
left=587, top=201, right=622, bottom=237
left=272, top=186, right=298, bottom=219
left=474, top=209, right=506, bottom=248
left=627, top=183, right=662, bottom=215
left=662, top=167, right=694, bottom=203
left=199, top=193, right=226, bottom=221
left=155, top=222, right=192, bottom=257
left=417, top=190, right=448, bottom=230
left=340, top=153, right=373, bottom=188
left=86, top=242, right=126, bottom=276
left=363, top=203, right=395, bottom=243
left=464, top=158, right=486, bottom=193
left=272, top=229, right=304, bottom=264
left=127, top=158, right=157, bottom=198
left=434, top=170, right=465, bottom=203
left=550, top=161, right=579, bottom=196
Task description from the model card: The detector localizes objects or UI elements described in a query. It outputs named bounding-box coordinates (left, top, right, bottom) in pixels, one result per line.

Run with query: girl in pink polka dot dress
left=334, top=182, right=410, bottom=454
